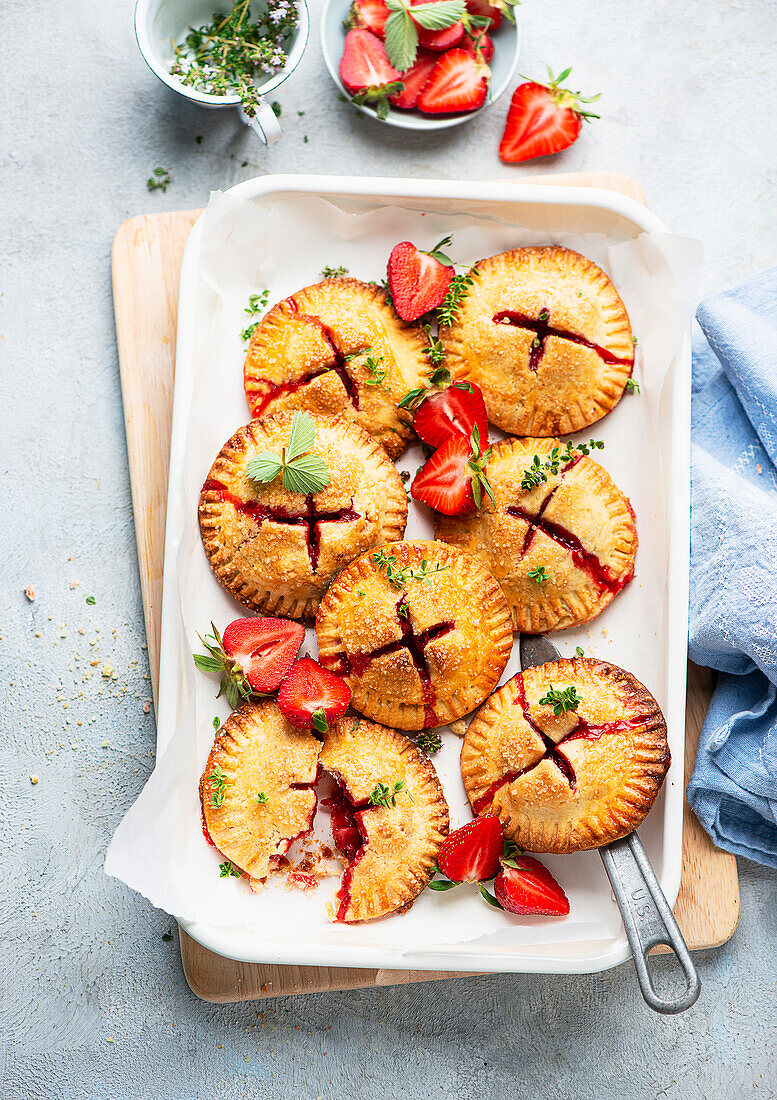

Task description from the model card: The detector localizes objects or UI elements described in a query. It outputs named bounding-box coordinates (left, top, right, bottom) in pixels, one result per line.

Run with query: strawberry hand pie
left=434, top=436, right=637, bottom=632
left=316, top=539, right=513, bottom=730
left=244, top=277, right=429, bottom=459
left=440, top=246, right=635, bottom=436
left=321, top=717, right=449, bottom=922
left=461, top=657, right=670, bottom=853
left=199, top=412, right=407, bottom=620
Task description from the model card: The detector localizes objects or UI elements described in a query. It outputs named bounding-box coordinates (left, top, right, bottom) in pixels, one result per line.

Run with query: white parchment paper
left=106, top=186, right=702, bottom=959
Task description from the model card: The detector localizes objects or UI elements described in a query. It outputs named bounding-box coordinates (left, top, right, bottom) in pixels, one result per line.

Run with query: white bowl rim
left=320, top=0, right=520, bottom=131
left=134, top=0, right=310, bottom=106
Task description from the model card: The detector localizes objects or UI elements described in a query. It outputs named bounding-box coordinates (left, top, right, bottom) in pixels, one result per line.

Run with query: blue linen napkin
left=687, top=265, right=777, bottom=867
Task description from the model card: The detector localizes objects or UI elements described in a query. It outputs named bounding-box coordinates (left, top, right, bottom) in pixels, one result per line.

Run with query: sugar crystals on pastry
left=316, top=539, right=513, bottom=730
left=461, top=657, right=670, bottom=853
left=435, top=436, right=637, bottom=633
left=244, top=278, right=430, bottom=459
left=199, top=411, right=408, bottom=620
left=440, top=246, right=635, bottom=436
left=320, top=717, right=449, bottom=922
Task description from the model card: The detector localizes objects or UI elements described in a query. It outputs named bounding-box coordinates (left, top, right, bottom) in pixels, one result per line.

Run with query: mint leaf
left=281, top=454, right=330, bottom=495
left=285, top=411, right=317, bottom=463
left=246, top=451, right=282, bottom=483
left=384, top=9, right=418, bottom=71
left=409, top=0, right=465, bottom=30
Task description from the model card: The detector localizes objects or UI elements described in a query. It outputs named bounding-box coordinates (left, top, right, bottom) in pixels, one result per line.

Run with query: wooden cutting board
left=112, top=171, right=740, bottom=1003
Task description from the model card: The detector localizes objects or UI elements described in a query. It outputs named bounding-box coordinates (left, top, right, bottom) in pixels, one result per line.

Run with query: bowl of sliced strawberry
left=322, top=0, right=521, bottom=129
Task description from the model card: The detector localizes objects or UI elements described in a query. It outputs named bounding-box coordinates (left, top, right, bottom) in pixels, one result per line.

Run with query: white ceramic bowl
left=135, top=0, right=310, bottom=141
left=320, top=0, right=520, bottom=130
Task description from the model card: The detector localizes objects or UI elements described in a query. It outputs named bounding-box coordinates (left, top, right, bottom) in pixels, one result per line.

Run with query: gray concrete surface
left=2, top=0, right=777, bottom=1096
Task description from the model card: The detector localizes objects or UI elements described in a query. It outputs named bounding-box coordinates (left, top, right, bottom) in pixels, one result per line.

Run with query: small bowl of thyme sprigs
left=135, top=0, right=309, bottom=142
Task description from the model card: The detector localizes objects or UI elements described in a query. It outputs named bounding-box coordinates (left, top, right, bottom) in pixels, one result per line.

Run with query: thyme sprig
left=368, top=780, right=410, bottom=807
left=437, top=265, right=480, bottom=327
left=372, top=549, right=449, bottom=588
left=321, top=265, right=349, bottom=279
left=147, top=167, right=172, bottom=193
left=538, top=685, right=582, bottom=716
left=415, top=730, right=442, bottom=755
left=527, top=566, right=548, bottom=584
left=208, top=764, right=229, bottom=808
left=520, top=439, right=604, bottom=492
left=241, top=288, right=270, bottom=341
left=170, top=0, right=298, bottom=117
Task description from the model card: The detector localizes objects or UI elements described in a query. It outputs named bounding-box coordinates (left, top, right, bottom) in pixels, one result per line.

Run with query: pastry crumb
left=102, top=662, right=113, bottom=678
left=449, top=719, right=467, bottom=738
left=30, top=774, right=39, bottom=784
left=24, top=586, right=35, bottom=601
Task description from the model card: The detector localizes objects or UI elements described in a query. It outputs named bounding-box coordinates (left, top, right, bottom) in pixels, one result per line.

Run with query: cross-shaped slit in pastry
left=493, top=307, right=635, bottom=373
left=247, top=308, right=364, bottom=418
left=202, top=479, right=360, bottom=571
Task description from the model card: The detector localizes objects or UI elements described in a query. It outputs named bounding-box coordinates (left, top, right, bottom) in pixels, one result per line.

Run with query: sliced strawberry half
left=413, top=381, right=488, bottom=450
left=499, top=67, right=600, bottom=164
left=277, top=657, right=351, bottom=732
left=387, top=239, right=454, bottom=321
left=389, top=49, right=438, bottom=109
left=493, top=856, right=570, bottom=916
left=346, top=0, right=390, bottom=38
left=465, top=0, right=519, bottom=30
left=222, top=617, right=305, bottom=694
left=438, top=816, right=503, bottom=882
left=460, top=28, right=494, bottom=62
left=411, top=424, right=494, bottom=515
left=339, top=29, right=404, bottom=118
left=416, top=49, right=489, bottom=115
left=418, top=21, right=465, bottom=50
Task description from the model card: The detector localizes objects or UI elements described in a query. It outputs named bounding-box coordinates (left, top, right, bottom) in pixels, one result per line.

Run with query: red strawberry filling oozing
left=201, top=480, right=360, bottom=573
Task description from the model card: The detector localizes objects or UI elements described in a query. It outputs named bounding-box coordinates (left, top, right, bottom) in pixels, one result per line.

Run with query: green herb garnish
left=437, top=264, right=480, bottom=328
left=255, top=791, right=269, bottom=805
left=310, top=707, right=328, bottom=735
left=368, top=780, right=408, bottom=808
left=625, top=378, right=640, bottom=394
left=466, top=424, right=496, bottom=509
left=321, top=265, right=348, bottom=279
left=170, top=0, right=298, bottom=118
left=538, top=685, right=582, bottom=716
left=372, top=549, right=449, bottom=588
left=85, top=596, right=96, bottom=605
left=575, top=646, right=585, bottom=658
left=527, top=566, right=548, bottom=584
left=520, top=440, right=604, bottom=492
left=245, top=411, right=330, bottom=495
left=415, top=730, right=442, bottom=755
left=208, top=764, right=229, bottom=808
left=364, top=351, right=389, bottom=389
left=147, top=167, right=172, bottom=193
left=219, top=860, right=242, bottom=878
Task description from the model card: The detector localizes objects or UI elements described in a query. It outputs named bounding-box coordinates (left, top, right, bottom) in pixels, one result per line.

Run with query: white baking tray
left=156, top=174, right=692, bottom=974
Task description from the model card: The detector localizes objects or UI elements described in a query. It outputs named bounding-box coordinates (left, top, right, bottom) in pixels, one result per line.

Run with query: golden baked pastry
left=461, top=657, right=670, bottom=853
left=320, top=717, right=449, bottom=922
left=316, top=539, right=513, bottom=730
left=244, top=278, right=430, bottom=460
left=200, top=701, right=322, bottom=879
left=435, top=437, right=637, bottom=633
left=199, top=412, right=407, bottom=619
left=440, top=247, right=635, bottom=436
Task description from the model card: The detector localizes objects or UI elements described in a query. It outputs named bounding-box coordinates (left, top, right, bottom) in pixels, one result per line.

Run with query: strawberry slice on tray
left=278, top=657, right=351, bottom=732
left=387, top=238, right=454, bottom=320
left=413, top=381, right=489, bottom=449
left=499, top=67, right=601, bottom=164
left=416, top=48, right=490, bottom=115
left=412, top=424, right=494, bottom=515
left=492, top=856, right=571, bottom=916
left=222, top=617, right=305, bottom=694
left=437, top=815, right=503, bottom=882
left=339, top=28, right=404, bottom=118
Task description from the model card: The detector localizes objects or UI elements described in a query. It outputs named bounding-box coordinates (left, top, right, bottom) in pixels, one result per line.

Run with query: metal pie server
left=519, top=635, right=701, bottom=1014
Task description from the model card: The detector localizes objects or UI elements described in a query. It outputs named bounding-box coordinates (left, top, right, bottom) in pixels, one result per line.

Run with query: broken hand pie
left=316, top=540, right=513, bottom=730
left=461, top=657, right=670, bottom=853
left=200, top=701, right=321, bottom=880
left=440, top=247, right=635, bottom=436
left=244, top=278, right=430, bottom=459
left=199, top=411, right=407, bottom=619
left=435, top=437, right=637, bottom=633
left=321, top=717, right=449, bottom=922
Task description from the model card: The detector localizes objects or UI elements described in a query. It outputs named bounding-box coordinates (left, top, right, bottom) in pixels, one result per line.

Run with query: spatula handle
left=599, top=832, right=701, bottom=1013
